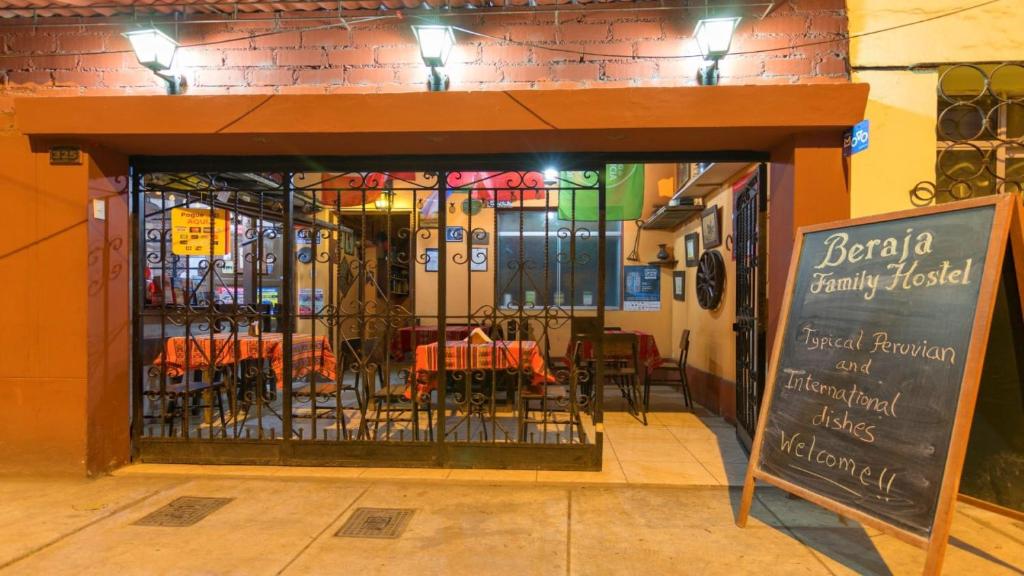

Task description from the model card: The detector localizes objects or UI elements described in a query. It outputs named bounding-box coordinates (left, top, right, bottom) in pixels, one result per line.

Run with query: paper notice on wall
left=171, top=207, right=231, bottom=256
left=623, top=265, right=661, bottom=311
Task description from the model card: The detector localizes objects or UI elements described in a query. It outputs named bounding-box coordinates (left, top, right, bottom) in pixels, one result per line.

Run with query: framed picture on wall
left=425, top=248, right=439, bottom=272
left=701, top=205, right=722, bottom=249
left=343, top=230, right=355, bottom=255
left=673, top=270, right=685, bottom=301
left=684, top=232, right=700, bottom=267
left=470, top=247, right=488, bottom=272
left=470, top=228, right=489, bottom=245
left=675, top=163, right=691, bottom=191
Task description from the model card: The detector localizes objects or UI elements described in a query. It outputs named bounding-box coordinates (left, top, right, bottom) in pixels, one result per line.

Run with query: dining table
left=567, top=329, right=664, bottom=375
left=411, top=339, right=556, bottom=399
left=152, top=332, right=338, bottom=388
left=390, top=324, right=478, bottom=360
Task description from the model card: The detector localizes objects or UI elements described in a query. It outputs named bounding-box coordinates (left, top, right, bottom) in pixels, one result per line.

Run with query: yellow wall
left=261, top=163, right=743, bottom=384
left=295, top=164, right=740, bottom=384
left=849, top=70, right=938, bottom=217
left=669, top=175, right=746, bottom=381
left=605, top=164, right=677, bottom=354
left=848, top=1, right=1024, bottom=217
left=849, top=1, right=1024, bottom=67
left=409, top=165, right=697, bottom=364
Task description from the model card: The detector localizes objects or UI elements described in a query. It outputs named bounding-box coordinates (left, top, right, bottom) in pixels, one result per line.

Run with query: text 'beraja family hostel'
left=808, top=228, right=974, bottom=300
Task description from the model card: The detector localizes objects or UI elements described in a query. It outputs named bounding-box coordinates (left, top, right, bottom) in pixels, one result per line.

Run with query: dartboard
left=696, top=250, right=725, bottom=310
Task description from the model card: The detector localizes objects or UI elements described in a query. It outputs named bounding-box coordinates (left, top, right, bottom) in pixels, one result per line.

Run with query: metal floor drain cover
left=133, top=496, right=234, bottom=527
left=336, top=507, right=415, bottom=539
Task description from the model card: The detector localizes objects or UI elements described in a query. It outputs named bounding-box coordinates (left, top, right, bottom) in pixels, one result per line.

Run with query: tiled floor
left=120, top=392, right=746, bottom=488
left=2, top=474, right=1021, bottom=575
left=6, top=396, right=1019, bottom=574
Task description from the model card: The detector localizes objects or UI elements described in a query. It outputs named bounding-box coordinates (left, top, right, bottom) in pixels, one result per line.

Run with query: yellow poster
left=171, top=207, right=231, bottom=256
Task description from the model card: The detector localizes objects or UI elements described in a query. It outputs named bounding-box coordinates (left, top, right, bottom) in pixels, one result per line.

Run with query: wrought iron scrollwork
left=913, top=63, right=1024, bottom=205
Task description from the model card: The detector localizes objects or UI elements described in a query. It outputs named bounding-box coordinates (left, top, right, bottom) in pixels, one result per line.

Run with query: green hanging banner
left=558, top=164, right=644, bottom=221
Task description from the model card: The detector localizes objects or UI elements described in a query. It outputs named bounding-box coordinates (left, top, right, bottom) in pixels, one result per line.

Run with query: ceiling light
left=543, top=168, right=559, bottom=186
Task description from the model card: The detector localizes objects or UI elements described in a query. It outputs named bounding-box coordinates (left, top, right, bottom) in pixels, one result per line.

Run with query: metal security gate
left=131, top=159, right=607, bottom=469
left=733, top=164, right=768, bottom=450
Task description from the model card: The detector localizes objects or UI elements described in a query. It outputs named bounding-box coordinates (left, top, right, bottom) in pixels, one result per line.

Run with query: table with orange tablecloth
left=568, top=330, right=663, bottom=375
left=412, top=339, right=556, bottom=398
left=152, top=332, right=337, bottom=387
left=390, top=325, right=477, bottom=360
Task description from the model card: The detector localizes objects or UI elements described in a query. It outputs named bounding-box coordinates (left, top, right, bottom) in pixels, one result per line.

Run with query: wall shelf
left=648, top=259, right=678, bottom=267
left=676, top=162, right=751, bottom=199
left=642, top=204, right=703, bottom=230
left=641, top=162, right=751, bottom=232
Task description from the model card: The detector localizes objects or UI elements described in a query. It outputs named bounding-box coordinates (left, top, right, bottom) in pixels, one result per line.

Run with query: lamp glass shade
left=124, top=28, right=178, bottom=71
left=413, top=25, right=455, bottom=68
left=694, top=17, right=740, bottom=59
left=543, top=168, right=559, bottom=185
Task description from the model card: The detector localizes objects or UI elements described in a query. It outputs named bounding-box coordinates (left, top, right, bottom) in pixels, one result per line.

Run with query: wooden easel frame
left=736, top=194, right=1024, bottom=575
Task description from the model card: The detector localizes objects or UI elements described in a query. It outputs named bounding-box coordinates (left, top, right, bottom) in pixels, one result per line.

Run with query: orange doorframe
left=3, top=84, right=866, bottom=475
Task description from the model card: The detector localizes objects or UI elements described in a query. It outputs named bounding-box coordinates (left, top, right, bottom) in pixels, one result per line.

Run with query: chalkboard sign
left=737, top=195, right=1024, bottom=576
left=960, top=259, right=1024, bottom=514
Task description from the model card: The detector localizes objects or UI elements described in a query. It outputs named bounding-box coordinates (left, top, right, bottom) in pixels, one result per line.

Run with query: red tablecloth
left=152, top=333, right=337, bottom=388
left=568, top=330, right=663, bottom=375
left=390, top=325, right=476, bottom=360
left=412, top=339, right=555, bottom=397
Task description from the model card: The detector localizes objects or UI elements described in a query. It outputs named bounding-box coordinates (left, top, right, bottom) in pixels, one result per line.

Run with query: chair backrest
left=340, top=337, right=362, bottom=363
left=571, top=317, right=601, bottom=338
left=602, top=333, right=640, bottom=365
left=679, top=329, right=690, bottom=367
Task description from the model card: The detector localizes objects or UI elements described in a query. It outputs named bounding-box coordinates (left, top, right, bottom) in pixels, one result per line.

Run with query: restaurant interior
left=138, top=160, right=761, bottom=470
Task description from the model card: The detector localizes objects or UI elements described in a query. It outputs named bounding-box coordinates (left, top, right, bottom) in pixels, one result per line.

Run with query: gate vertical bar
left=282, top=172, right=295, bottom=449
left=130, top=164, right=144, bottom=457
left=595, top=167, right=607, bottom=429
left=436, top=171, right=447, bottom=451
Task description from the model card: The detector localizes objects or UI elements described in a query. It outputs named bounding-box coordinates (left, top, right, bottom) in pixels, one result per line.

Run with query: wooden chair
left=571, top=317, right=601, bottom=338
left=647, top=329, right=693, bottom=409
left=601, top=333, right=646, bottom=425
left=362, top=337, right=434, bottom=441
left=144, top=367, right=228, bottom=437
left=518, top=340, right=587, bottom=444
left=290, top=336, right=371, bottom=440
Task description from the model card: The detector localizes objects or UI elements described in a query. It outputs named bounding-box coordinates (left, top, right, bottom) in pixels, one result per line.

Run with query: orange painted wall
left=767, top=134, right=851, bottom=356
left=0, top=80, right=861, bottom=474
left=0, top=96, right=130, bottom=475
left=85, top=146, right=131, bottom=473
left=0, top=128, right=89, bottom=474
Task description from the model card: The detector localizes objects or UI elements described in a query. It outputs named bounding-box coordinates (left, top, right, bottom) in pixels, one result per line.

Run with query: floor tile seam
left=603, top=434, right=630, bottom=482
left=955, top=508, right=1024, bottom=546
left=274, top=483, right=372, bottom=576
left=565, top=488, right=572, bottom=576
left=0, top=478, right=191, bottom=572
left=753, top=492, right=841, bottom=576
left=682, top=445, right=729, bottom=486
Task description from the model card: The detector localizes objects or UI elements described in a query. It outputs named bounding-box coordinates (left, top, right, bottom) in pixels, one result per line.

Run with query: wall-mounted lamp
left=543, top=168, right=559, bottom=186
left=123, top=28, right=185, bottom=94
left=694, top=17, right=740, bottom=86
left=374, top=189, right=395, bottom=211
left=375, top=178, right=396, bottom=210
left=412, top=25, right=455, bottom=92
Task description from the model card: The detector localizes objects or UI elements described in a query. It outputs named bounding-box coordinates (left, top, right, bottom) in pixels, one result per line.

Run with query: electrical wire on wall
left=0, top=0, right=1005, bottom=62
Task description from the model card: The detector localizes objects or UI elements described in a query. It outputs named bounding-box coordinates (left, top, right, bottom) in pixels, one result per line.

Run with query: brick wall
left=0, top=0, right=847, bottom=123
